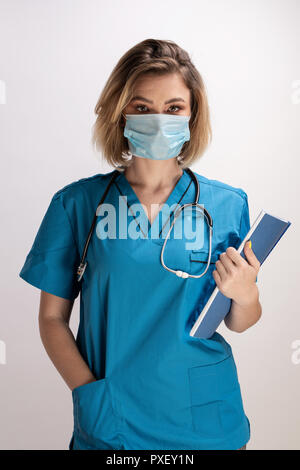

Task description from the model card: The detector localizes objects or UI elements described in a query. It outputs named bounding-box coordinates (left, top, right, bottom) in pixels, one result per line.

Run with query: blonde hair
left=92, top=38, right=212, bottom=169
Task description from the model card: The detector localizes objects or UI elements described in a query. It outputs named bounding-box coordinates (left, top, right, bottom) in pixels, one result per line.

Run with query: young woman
left=19, top=38, right=261, bottom=450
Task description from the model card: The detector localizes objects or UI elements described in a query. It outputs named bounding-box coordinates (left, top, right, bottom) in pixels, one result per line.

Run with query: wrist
left=234, top=284, right=259, bottom=308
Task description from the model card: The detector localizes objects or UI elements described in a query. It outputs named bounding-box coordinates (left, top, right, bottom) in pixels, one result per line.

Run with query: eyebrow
left=131, top=95, right=186, bottom=104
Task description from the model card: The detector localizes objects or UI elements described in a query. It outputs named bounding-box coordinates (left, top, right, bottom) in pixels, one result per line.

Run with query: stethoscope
left=77, top=167, right=213, bottom=282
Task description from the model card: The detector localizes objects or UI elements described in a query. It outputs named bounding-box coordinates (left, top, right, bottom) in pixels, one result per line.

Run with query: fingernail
left=248, top=240, right=252, bottom=249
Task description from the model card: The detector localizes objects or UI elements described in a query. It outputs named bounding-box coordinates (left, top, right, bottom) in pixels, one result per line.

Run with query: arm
left=224, top=283, right=262, bottom=333
left=38, top=291, right=96, bottom=391
left=212, top=241, right=262, bottom=333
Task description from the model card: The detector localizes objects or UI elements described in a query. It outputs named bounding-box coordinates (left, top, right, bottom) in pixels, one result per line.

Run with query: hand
left=212, top=241, right=261, bottom=307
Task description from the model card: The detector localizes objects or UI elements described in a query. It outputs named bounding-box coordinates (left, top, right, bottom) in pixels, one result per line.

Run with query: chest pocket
left=190, top=249, right=220, bottom=264
left=187, top=247, right=221, bottom=278
left=188, top=227, right=240, bottom=277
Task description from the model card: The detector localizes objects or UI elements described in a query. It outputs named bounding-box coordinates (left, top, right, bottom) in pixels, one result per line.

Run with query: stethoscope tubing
left=77, top=167, right=213, bottom=282
left=77, top=169, right=120, bottom=281
left=160, top=202, right=213, bottom=279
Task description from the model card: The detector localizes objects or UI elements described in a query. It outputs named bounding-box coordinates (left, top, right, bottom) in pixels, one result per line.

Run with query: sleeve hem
left=238, top=193, right=249, bottom=238
left=19, top=271, right=79, bottom=302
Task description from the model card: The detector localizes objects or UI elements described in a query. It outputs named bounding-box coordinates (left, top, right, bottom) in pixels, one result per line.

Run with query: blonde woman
left=19, top=38, right=261, bottom=450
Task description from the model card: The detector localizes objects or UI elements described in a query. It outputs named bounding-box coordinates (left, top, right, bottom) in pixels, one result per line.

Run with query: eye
left=136, top=105, right=148, bottom=112
left=135, top=104, right=183, bottom=113
left=168, top=105, right=182, bottom=112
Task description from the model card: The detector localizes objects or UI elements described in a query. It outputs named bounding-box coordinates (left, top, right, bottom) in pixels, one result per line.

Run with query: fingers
left=243, top=241, right=261, bottom=271
left=212, top=268, right=221, bottom=285
left=215, top=255, right=231, bottom=280
left=216, top=243, right=261, bottom=279
left=224, top=246, right=246, bottom=267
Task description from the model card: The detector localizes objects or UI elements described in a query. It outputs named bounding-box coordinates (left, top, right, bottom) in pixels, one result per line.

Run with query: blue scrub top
left=19, top=168, right=253, bottom=450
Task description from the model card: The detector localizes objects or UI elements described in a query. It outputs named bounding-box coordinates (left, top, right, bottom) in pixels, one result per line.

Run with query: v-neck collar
left=114, top=168, right=193, bottom=240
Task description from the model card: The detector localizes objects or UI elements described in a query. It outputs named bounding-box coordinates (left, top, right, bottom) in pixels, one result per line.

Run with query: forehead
left=132, top=73, right=190, bottom=99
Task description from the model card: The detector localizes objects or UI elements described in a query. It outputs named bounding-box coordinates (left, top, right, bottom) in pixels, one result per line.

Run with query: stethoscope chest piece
left=160, top=200, right=213, bottom=279
left=160, top=168, right=213, bottom=279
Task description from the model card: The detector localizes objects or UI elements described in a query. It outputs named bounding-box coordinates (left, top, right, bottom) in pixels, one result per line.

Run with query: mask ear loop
left=120, top=111, right=126, bottom=128
left=160, top=202, right=213, bottom=279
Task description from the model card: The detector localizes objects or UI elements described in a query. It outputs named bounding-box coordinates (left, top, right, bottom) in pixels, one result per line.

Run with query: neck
left=124, top=157, right=184, bottom=190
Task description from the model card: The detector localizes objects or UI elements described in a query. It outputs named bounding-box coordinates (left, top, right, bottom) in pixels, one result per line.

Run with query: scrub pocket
left=189, top=248, right=220, bottom=265
left=188, top=248, right=220, bottom=285
left=72, top=377, right=120, bottom=449
left=188, top=354, right=246, bottom=438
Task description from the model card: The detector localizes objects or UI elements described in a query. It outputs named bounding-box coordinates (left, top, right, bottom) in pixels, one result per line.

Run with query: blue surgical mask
left=123, top=113, right=191, bottom=160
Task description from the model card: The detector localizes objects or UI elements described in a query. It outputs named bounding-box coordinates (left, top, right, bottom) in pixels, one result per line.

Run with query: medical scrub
left=19, top=168, right=253, bottom=450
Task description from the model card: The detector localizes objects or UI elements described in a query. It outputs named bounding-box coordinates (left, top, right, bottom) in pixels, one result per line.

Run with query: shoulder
left=192, top=170, right=248, bottom=204
left=51, top=170, right=117, bottom=203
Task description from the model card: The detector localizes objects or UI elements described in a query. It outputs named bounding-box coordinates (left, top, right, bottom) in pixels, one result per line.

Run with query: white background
left=0, top=0, right=299, bottom=450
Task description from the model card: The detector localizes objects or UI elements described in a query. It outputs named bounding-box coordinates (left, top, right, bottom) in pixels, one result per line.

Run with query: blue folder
left=190, top=210, right=291, bottom=339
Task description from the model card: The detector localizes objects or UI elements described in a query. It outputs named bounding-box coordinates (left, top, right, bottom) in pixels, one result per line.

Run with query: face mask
left=123, top=113, right=191, bottom=160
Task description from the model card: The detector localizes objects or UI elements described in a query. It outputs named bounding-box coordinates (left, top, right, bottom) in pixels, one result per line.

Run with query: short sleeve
left=238, top=192, right=258, bottom=284
left=19, top=191, right=81, bottom=300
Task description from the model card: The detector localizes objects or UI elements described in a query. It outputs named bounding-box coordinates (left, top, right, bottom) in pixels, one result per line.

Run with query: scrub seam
left=57, top=191, right=81, bottom=259
left=73, top=392, right=80, bottom=434
left=73, top=391, right=92, bottom=443
left=73, top=389, right=113, bottom=449
left=106, top=378, right=125, bottom=450
left=194, top=175, right=247, bottom=202
left=238, top=195, right=249, bottom=241
left=188, top=352, right=233, bottom=372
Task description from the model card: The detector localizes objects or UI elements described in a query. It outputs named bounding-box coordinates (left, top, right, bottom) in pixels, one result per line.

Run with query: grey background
left=0, top=0, right=299, bottom=450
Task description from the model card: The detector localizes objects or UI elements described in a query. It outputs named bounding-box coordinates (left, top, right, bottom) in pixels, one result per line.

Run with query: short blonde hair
left=92, top=38, right=212, bottom=169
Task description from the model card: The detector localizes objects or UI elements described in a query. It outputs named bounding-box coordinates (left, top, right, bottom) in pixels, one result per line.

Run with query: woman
left=19, top=38, right=261, bottom=450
